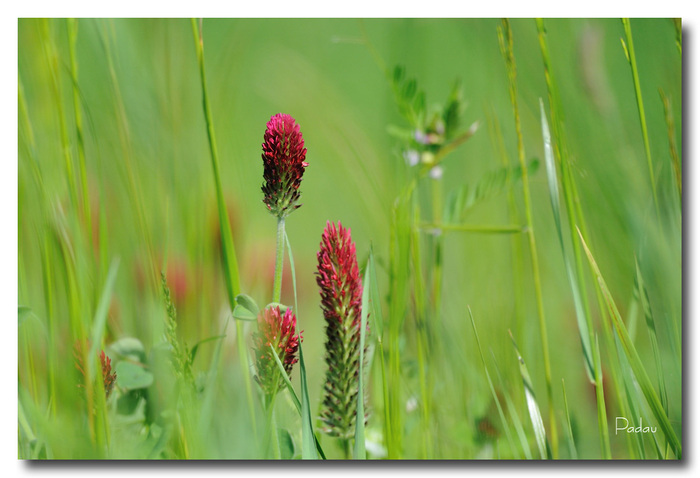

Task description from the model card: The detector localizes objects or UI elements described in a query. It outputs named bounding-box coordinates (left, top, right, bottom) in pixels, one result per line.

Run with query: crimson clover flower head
left=253, top=305, right=301, bottom=398
left=316, top=221, right=368, bottom=438
left=261, top=113, right=308, bottom=218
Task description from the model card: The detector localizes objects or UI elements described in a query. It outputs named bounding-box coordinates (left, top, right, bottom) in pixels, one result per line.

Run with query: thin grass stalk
left=536, top=20, right=598, bottom=378
left=469, top=308, right=518, bottom=457
left=66, top=18, right=92, bottom=241
left=498, top=19, right=557, bottom=457
left=659, top=88, right=681, bottom=209
left=486, top=105, right=527, bottom=349
left=621, top=18, right=660, bottom=219
left=41, top=19, right=79, bottom=213
left=190, top=18, right=256, bottom=440
left=97, top=20, right=159, bottom=296
left=410, top=199, right=432, bottom=459
left=560, top=380, right=578, bottom=459
left=578, top=229, right=681, bottom=458
left=283, top=231, right=325, bottom=459
left=386, top=193, right=412, bottom=458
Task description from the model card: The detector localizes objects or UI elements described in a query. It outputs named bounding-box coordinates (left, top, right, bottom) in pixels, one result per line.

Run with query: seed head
left=100, top=350, right=117, bottom=399
left=316, top=221, right=368, bottom=438
left=253, top=305, right=301, bottom=400
left=261, top=113, right=308, bottom=218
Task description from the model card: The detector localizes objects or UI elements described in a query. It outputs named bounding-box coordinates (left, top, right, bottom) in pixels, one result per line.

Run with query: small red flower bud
left=253, top=306, right=301, bottom=399
left=261, top=113, right=308, bottom=218
left=100, top=350, right=117, bottom=399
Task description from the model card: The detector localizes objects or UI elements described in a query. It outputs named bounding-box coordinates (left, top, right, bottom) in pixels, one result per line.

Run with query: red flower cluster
left=261, top=113, right=308, bottom=218
left=253, top=306, right=301, bottom=398
left=316, top=221, right=367, bottom=438
left=100, top=350, right=117, bottom=399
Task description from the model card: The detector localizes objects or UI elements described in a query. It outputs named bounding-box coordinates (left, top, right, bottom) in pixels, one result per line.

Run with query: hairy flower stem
left=264, top=391, right=281, bottom=459
left=272, top=218, right=286, bottom=304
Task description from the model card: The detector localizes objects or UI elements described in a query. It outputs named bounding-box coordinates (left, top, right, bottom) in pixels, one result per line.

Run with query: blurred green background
left=18, top=18, right=681, bottom=459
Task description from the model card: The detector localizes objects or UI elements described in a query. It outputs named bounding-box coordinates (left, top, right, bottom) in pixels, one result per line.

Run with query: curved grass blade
left=508, top=330, right=552, bottom=460
left=353, top=257, right=371, bottom=459
left=578, top=228, right=681, bottom=458
left=468, top=307, right=518, bottom=458
left=284, top=230, right=325, bottom=459
left=87, top=258, right=120, bottom=374
left=490, top=352, right=533, bottom=460
left=190, top=21, right=255, bottom=440
left=634, top=258, right=669, bottom=417
left=269, top=344, right=302, bottom=414
left=561, top=380, right=578, bottom=459
left=367, top=245, right=392, bottom=457
left=540, top=99, right=594, bottom=382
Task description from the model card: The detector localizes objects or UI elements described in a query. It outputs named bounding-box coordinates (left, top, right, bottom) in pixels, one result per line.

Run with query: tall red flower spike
left=316, top=221, right=368, bottom=438
left=261, top=113, right=308, bottom=218
left=253, top=305, right=301, bottom=400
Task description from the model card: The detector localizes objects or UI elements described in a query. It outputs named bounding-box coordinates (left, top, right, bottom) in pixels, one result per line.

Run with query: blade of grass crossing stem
left=578, top=228, right=681, bottom=458
left=190, top=18, right=255, bottom=440
left=540, top=99, right=595, bottom=382
left=284, top=231, right=326, bottom=459
left=508, top=330, right=552, bottom=460
left=468, top=308, right=518, bottom=457
left=561, top=380, right=578, bottom=459
left=353, top=259, right=371, bottom=459
left=269, top=344, right=302, bottom=414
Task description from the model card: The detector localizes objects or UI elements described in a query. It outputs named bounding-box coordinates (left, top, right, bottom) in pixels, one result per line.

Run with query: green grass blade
left=540, top=99, right=595, bottom=382
left=508, top=330, right=552, bottom=460
left=366, top=245, right=392, bottom=457
left=284, top=230, right=325, bottom=460
left=634, top=258, right=669, bottom=416
left=621, top=18, right=659, bottom=217
left=593, top=335, right=612, bottom=458
left=489, top=352, right=533, bottom=460
left=353, top=257, right=371, bottom=459
left=269, top=344, right=302, bottom=414
left=190, top=19, right=254, bottom=441
left=87, top=258, right=120, bottom=373
left=298, top=342, right=320, bottom=459
left=578, top=228, right=681, bottom=458
left=468, top=308, right=518, bottom=458
left=560, top=380, right=578, bottom=459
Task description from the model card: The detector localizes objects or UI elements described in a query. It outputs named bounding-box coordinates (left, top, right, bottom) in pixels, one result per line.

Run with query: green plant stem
left=343, top=438, right=351, bottom=460
left=67, top=18, right=92, bottom=242
left=499, top=19, right=557, bottom=458
left=265, top=395, right=281, bottom=459
left=410, top=200, right=431, bottom=459
left=622, top=18, right=660, bottom=220
left=191, top=18, right=257, bottom=441
left=272, top=217, right=286, bottom=304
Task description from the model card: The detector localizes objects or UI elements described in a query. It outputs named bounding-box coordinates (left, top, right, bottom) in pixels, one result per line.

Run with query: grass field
left=17, top=18, right=682, bottom=459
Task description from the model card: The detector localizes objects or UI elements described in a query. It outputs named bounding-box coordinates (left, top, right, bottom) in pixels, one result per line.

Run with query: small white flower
left=403, top=150, right=420, bottom=167
left=406, top=396, right=418, bottom=413
left=429, top=165, right=443, bottom=180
